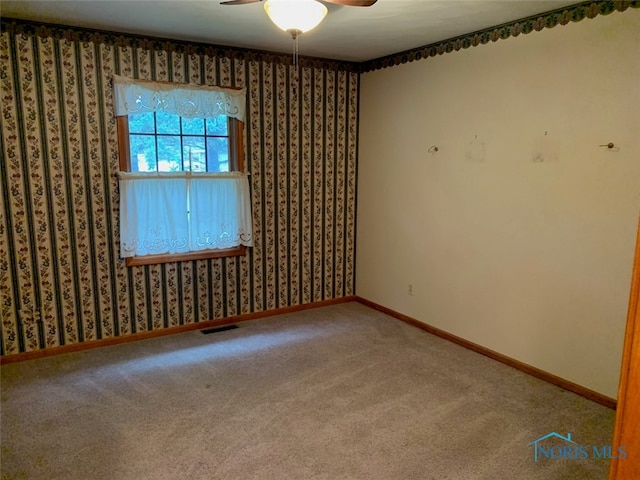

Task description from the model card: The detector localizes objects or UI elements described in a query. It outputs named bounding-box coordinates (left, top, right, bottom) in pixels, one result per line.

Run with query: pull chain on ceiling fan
left=221, top=0, right=378, bottom=65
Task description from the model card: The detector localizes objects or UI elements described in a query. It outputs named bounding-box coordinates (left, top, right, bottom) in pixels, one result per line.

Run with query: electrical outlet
left=408, top=284, right=414, bottom=296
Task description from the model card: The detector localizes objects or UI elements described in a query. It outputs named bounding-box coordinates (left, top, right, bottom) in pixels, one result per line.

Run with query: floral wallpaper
left=3, top=2, right=627, bottom=357
left=0, top=20, right=359, bottom=356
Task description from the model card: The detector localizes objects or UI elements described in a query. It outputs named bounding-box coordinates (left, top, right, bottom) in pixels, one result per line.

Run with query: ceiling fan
left=221, top=0, right=378, bottom=38
left=221, top=0, right=377, bottom=63
left=221, top=0, right=377, bottom=7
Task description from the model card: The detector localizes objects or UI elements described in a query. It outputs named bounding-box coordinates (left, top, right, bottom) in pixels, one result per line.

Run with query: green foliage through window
left=129, top=112, right=230, bottom=173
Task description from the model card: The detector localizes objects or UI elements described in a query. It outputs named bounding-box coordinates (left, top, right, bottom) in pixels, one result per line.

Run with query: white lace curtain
left=112, top=74, right=246, bottom=121
left=118, top=172, right=253, bottom=258
left=114, top=77, right=251, bottom=258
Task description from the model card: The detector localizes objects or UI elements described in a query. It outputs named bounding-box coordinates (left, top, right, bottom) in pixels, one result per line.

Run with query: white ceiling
left=1, top=0, right=580, bottom=62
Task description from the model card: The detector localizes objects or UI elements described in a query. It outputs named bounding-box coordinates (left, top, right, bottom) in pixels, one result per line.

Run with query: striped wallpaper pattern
left=0, top=22, right=359, bottom=356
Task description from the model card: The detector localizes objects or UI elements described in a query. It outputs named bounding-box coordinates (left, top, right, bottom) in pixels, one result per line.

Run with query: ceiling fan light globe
left=264, top=0, right=328, bottom=34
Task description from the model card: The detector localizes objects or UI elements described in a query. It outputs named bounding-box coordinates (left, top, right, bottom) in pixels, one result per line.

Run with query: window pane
left=181, top=117, right=204, bottom=135
left=129, top=134, right=157, bottom=172
left=157, top=136, right=182, bottom=172
left=206, top=116, right=229, bottom=136
left=206, top=137, right=230, bottom=172
left=156, top=111, right=181, bottom=134
left=183, top=137, right=206, bottom=172
left=128, top=112, right=155, bottom=134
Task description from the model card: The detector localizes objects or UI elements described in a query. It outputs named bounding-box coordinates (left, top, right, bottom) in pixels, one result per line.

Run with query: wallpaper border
left=2, top=1, right=638, bottom=75
left=0, top=17, right=360, bottom=73
left=360, top=0, right=640, bottom=72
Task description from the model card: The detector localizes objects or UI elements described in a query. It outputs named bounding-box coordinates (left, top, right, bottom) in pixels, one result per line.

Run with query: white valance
left=112, top=74, right=246, bottom=122
left=118, top=171, right=253, bottom=257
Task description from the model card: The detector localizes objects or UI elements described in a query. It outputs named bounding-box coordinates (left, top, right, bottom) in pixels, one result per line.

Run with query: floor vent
left=200, top=324, right=239, bottom=335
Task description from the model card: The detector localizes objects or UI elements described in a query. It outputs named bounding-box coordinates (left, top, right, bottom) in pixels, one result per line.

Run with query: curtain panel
left=112, top=74, right=246, bottom=121
left=118, top=172, right=253, bottom=258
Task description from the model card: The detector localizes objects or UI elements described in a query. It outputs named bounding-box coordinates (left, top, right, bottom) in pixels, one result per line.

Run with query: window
left=114, top=75, right=252, bottom=266
left=126, top=112, right=233, bottom=173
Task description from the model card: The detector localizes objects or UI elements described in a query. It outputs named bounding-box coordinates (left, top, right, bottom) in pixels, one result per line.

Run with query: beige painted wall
left=356, top=10, right=640, bottom=398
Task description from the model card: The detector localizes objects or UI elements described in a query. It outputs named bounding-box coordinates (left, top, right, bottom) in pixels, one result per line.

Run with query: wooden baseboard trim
left=2, top=294, right=617, bottom=410
left=355, top=296, right=617, bottom=410
left=0, top=296, right=357, bottom=365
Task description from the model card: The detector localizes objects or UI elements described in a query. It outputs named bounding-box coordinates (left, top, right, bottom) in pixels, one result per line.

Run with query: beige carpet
left=1, top=302, right=615, bottom=479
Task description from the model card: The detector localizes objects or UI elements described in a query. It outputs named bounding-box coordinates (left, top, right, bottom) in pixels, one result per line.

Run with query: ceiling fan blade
left=220, top=0, right=262, bottom=5
left=323, top=0, right=377, bottom=6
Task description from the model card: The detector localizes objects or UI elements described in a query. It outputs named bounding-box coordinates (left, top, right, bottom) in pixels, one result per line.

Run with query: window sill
left=124, top=246, right=247, bottom=267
